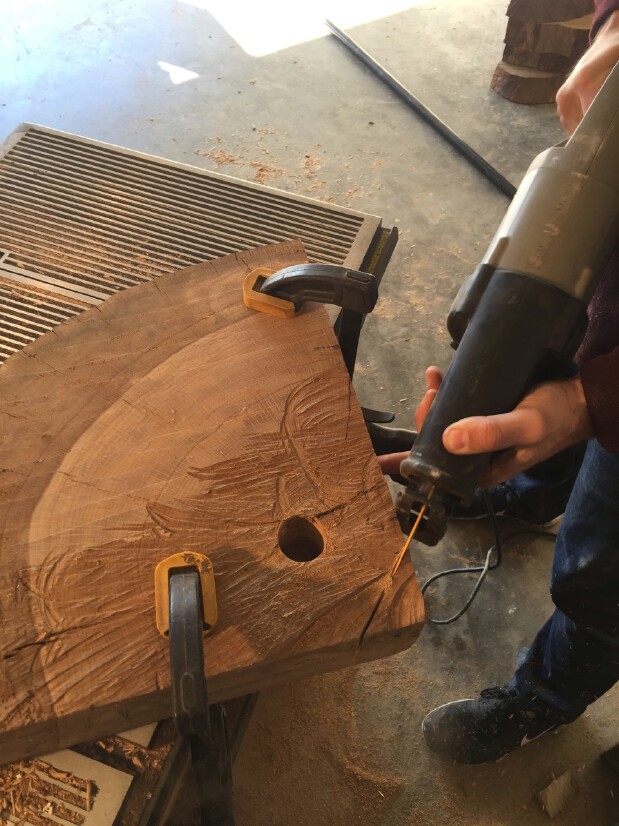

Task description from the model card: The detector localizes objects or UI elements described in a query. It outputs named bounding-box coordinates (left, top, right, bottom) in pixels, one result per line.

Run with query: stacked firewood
left=491, top=0, right=594, bottom=103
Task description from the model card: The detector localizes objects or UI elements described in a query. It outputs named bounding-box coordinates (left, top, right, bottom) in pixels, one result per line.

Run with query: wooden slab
left=0, top=240, right=425, bottom=764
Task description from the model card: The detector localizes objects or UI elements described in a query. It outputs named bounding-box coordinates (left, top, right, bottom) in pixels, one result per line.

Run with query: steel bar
left=325, top=19, right=516, bottom=199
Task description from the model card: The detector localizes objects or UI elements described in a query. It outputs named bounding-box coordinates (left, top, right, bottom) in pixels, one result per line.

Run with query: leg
left=423, top=439, right=619, bottom=763
left=513, top=439, right=619, bottom=716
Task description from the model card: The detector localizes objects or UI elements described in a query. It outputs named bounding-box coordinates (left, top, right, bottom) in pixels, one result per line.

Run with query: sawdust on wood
left=72, top=727, right=174, bottom=826
left=0, top=758, right=95, bottom=823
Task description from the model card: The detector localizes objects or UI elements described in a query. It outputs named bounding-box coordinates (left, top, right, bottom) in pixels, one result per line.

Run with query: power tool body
left=397, top=62, right=619, bottom=544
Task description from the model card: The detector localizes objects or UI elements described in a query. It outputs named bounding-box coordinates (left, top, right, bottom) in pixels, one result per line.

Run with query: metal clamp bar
left=154, top=552, right=235, bottom=824
left=169, top=571, right=211, bottom=741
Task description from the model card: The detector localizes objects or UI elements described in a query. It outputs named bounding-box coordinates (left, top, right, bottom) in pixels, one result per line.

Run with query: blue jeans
left=512, top=439, right=619, bottom=719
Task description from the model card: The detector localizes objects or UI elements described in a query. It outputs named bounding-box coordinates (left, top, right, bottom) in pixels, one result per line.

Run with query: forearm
left=556, top=6, right=619, bottom=131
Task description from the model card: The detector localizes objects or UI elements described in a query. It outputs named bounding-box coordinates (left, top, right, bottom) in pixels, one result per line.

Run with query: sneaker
left=421, top=685, right=576, bottom=764
left=447, top=484, right=564, bottom=527
left=447, top=442, right=586, bottom=527
left=447, top=484, right=511, bottom=520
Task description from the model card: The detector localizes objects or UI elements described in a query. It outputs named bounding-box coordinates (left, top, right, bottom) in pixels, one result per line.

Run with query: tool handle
left=401, top=271, right=586, bottom=504
left=260, top=264, right=378, bottom=313
left=366, top=421, right=415, bottom=456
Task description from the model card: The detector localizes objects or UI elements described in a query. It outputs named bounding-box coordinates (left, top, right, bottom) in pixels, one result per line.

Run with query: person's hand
left=440, top=377, right=592, bottom=487
left=377, top=366, right=442, bottom=476
left=556, top=11, right=619, bottom=134
left=377, top=373, right=592, bottom=488
left=414, top=365, right=442, bottom=431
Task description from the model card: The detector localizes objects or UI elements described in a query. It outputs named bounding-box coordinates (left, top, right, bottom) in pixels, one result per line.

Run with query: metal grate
left=0, top=124, right=384, bottom=362
left=0, top=279, right=85, bottom=362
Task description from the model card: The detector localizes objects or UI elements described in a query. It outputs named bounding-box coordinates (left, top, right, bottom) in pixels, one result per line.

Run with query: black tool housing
left=399, top=267, right=587, bottom=506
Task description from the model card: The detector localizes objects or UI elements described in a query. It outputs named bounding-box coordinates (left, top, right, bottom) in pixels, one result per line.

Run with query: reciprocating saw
left=397, top=61, right=619, bottom=545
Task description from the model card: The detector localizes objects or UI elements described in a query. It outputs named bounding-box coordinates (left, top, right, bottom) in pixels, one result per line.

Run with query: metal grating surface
left=0, top=279, right=85, bottom=362
left=0, top=124, right=382, bottom=362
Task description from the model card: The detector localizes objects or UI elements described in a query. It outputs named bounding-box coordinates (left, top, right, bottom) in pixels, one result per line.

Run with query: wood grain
left=0, top=240, right=424, bottom=764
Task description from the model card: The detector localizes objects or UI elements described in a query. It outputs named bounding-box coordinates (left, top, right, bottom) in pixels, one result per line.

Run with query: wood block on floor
left=0, top=240, right=425, bottom=765
left=600, top=742, right=619, bottom=774
left=491, top=60, right=566, bottom=104
left=506, top=0, right=594, bottom=23
left=503, top=14, right=592, bottom=71
left=4, top=749, right=133, bottom=825
left=536, top=769, right=576, bottom=818
left=501, top=49, right=573, bottom=75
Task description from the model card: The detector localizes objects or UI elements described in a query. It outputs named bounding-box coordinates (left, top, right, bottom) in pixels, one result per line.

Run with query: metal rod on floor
left=325, top=19, right=517, bottom=200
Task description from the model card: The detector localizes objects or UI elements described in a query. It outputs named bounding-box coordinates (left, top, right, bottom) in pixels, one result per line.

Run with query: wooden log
left=0, top=749, right=133, bottom=824
left=491, top=60, right=566, bottom=104
left=503, top=15, right=592, bottom=71
left=0, top=240, right=425, bottom=765
left=506, top=0, right=594, bottom=23
left=601, top=741, right=619, bottom=774
left=536, top=770, right=576, bottom=818
left=501, top=50, right=573, bottom=75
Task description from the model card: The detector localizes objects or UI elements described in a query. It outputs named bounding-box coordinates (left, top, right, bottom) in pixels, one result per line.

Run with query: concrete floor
left=3, top=0, right=619, bottom=823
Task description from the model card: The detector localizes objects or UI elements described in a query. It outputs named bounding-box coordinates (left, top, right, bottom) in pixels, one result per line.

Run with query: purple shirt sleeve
left=580, top=349, right=619, bottom=452
left=592, top=0, right=619, bottom=39
left=575, top=243, right=619, bottom=453
left=571, top=3, right=619, bottom=451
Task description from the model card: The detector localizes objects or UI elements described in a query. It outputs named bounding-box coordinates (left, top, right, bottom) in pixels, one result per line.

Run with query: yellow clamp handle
left=154, top=551, right=218, bottom=638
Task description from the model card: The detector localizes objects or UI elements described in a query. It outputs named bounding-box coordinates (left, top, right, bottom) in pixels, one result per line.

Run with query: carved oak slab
left=0, top=241, right=424, bottom=763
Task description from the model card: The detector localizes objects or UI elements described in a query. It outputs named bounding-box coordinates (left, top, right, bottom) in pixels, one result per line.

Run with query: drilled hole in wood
left=278, top=516, right=325, bottom=562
